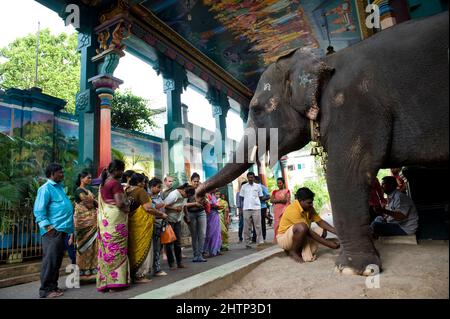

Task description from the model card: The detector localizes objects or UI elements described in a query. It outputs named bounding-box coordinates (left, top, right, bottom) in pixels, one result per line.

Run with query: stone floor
left=0, top=226, right=275, bottom=299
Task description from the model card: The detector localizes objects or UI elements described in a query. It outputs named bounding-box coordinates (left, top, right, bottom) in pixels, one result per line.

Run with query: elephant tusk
left=250, top=145, right=258, bottom=162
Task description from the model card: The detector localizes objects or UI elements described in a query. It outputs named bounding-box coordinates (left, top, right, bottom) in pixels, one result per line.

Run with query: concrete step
left=0, top=260, right=43, bottom=280
left=0, top=258, right=71, bottom=288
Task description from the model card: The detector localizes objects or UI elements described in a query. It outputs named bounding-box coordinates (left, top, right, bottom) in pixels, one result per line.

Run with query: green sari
left=96, top=187, right=130, bottom=292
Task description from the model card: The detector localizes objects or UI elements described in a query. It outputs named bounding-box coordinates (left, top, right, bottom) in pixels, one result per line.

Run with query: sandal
left=135, top=278, right=152, bottom=284
left=46, top=291, right=64, bottom=298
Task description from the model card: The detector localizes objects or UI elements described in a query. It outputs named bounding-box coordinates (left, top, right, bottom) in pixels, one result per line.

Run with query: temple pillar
left=75, top=12, right=99, bottom=172
left=89, top=74, right=123, bottom=173
left=87, top=9, right=131, bottom=175
left=154, top=53, right=188, bottom=183
left=207, top=86, right=230, bottom=171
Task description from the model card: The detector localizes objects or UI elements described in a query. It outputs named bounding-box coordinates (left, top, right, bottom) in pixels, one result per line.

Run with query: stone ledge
left=132, top=245, right=284, bottom=299
left=378, top=235, right=418, bottom=245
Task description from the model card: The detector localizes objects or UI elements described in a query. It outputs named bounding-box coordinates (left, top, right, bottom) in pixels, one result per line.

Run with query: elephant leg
left=326, top=160, right=382, bottom=276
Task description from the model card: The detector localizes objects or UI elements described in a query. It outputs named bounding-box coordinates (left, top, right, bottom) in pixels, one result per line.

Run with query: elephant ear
left=285, top=49, right=334, bottom=120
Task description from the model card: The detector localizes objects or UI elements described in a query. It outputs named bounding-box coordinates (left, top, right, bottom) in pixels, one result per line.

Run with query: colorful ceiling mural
left=142, top=0, right=365, bottom=91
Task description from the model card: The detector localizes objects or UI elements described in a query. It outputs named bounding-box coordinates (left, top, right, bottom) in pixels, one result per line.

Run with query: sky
left=0, top=0, right=244, bottom=140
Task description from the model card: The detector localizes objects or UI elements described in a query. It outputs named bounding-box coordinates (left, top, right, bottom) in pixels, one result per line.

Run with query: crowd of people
left=33, top=161, right=416, bottom=298
left=33, top=160, right=235, bottom=298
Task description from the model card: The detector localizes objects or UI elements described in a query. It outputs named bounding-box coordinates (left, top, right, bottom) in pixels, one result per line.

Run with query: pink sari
left=272, top=189, right=291, bottom=241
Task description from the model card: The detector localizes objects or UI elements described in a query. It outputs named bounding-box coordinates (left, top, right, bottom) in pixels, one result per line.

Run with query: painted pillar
left=154, top=52, right=188, bottom=183
left=87, top=14, right=131, bottom=175
left=375, top=0, right=397, bottom=29
left=207, top=86, right=234, bottom=203
left=89, top=75, right=123, bottom=173
left=207, top=86, right=230, bottom=171
left=75, top=14, right=100, bottom=171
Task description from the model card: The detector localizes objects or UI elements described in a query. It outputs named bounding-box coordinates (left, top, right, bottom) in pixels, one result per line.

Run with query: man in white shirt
left=239, top=172, right=264, bottom=247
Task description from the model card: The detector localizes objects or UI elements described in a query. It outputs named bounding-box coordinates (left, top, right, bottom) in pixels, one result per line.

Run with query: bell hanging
left=311, top=146, right=319, bottom=156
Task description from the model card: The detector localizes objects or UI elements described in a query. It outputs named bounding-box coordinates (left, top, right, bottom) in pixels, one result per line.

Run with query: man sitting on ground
left=371, top=176, right=418, bottom=237
left=276, top=187, right=339, bottom=263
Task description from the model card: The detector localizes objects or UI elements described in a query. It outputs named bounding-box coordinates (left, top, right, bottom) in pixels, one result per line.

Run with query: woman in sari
left=202, top=191, right=222, bottom=257
left=73, top=171, right=98, bottom=283
left=215, top=191, right=230, bottom=251
left=97, top=160, right=130, bottom=292
left=126, top=173, right=167, bottom=283
left=271, top=178, right=291, bottom=242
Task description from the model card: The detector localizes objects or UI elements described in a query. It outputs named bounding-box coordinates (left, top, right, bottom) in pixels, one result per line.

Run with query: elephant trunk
left=196, top=133, right=255, bottom=197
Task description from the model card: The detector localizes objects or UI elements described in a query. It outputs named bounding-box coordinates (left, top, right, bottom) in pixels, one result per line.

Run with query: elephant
left=196, top=12, right=449, bottom=275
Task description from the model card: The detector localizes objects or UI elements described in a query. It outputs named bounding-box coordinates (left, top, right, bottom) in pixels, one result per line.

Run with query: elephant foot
left=335, top=251, right=382, bottom=277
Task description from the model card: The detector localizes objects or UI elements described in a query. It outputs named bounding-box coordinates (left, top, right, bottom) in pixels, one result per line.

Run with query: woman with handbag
left=73, top=171, right=98, bottom=283
left=126, top=173, right=167, bottom=283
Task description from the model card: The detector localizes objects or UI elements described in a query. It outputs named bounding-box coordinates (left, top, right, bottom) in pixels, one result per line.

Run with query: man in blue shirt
left=34, top=163, right=74, bottom=298
left=255, top=176, right=270, bottom=241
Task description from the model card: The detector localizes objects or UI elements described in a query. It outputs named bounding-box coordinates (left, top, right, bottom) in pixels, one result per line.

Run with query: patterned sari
left=74, top=187, right=98, bottom=282
left=96, top=188, right=130, bottom=292
left=217, top=198, right=229, bottom=251
left=127, top=194, right=154, bottom=278
left=272, top=189, right=291, bottom=241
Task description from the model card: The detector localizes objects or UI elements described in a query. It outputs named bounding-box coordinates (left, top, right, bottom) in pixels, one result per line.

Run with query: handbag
left=160, top=222, right=177, bottom=244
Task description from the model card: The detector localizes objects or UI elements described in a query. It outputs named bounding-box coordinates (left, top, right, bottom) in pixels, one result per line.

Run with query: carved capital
left=89, top=74, right=123, bottom=92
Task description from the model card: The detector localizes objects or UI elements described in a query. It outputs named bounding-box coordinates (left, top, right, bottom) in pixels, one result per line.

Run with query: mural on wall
left=112, top=131, right=163, bottom=178
left=310, top=0, right=363, bottom=48
left=143, top=0, right=364, bottom=91
left=55, top=118, right=79, bottom=167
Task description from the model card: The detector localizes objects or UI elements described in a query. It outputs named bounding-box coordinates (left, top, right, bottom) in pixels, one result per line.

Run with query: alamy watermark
left=365, top=4, right=381, bottom=30
left=65, top=264, right=80, bottom=289
left=365, top=264, right=380, bottom=289
left=168, top=126, right=279, bottom=167
left=65, top=4, right=80, bottom=29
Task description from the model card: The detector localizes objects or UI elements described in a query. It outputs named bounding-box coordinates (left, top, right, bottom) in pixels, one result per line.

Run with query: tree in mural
left=0, top=29, right=80, bottom=113
left=111, top=90, right=165, bottom=132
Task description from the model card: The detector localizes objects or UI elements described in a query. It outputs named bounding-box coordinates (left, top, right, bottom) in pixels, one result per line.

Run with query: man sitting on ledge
left=371, top=176, right=419, bottom=237
left=276, top=187, right=340, bottom=263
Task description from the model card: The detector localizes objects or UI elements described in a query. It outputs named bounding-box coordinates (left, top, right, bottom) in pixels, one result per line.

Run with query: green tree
left=111, top=90, right=164, bottom=132
left=0, top=29, right=80, bottom=113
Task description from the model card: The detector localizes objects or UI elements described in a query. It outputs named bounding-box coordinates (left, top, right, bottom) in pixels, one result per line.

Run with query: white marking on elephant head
left=299, top=72, right=314, bottom=87
left=264, top=83, right=271, bottom=91
left=265, top=97, right=279, bottom=112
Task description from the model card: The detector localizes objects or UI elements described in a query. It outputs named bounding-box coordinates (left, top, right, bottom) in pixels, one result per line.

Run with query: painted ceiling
left=141, top=0, right=364, bottom=91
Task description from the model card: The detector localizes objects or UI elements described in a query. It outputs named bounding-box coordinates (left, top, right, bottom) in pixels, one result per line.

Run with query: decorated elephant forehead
left=265, top=97, right=279, bottom=112
left=299, top=71, right=314, bottom=87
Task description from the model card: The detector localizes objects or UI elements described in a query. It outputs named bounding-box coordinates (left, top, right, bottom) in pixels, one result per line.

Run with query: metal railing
left=0, top=209, right=42, bottom=263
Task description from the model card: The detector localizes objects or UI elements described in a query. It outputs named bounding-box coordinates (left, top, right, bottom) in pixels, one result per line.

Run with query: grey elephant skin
left=197, top=12, right=449, bottom=275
